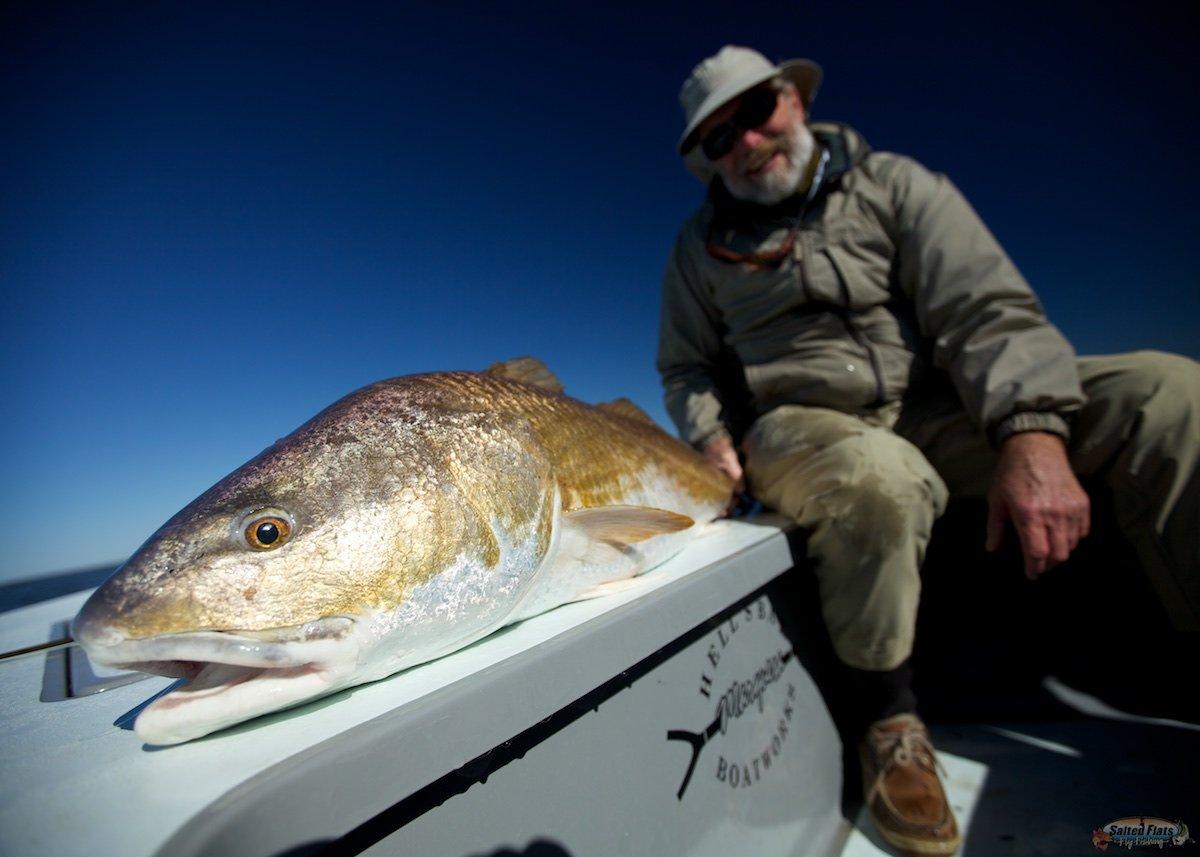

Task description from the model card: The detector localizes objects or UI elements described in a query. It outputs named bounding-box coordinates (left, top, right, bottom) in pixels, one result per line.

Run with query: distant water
left=0, top=565, right=117, bottom=614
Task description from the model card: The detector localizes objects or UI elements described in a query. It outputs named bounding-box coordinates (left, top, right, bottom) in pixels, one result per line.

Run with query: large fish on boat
left=72, top=358, right=732, bottom=745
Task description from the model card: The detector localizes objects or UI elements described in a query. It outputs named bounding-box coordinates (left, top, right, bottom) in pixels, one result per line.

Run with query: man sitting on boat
left=657, top=44, right=1200, bottom=856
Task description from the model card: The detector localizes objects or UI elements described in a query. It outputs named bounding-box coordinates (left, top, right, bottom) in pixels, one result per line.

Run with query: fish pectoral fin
left=509, top=505, right=695, bottom=622
left=562, top=506, right=694, bottom=550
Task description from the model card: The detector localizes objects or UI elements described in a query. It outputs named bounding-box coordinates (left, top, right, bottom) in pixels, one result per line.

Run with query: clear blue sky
left=2, top=2, right=1197, bottom=582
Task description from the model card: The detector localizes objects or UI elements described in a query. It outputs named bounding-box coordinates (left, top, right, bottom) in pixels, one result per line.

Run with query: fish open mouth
left=76, top=618, right=360, bottom=746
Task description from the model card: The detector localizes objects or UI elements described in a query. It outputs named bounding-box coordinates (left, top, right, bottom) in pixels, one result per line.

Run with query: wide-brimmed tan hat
left=677, top=45, right=822, bottom=155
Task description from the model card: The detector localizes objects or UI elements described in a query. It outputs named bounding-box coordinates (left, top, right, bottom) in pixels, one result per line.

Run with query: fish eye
left=240, top=510, right=293, bottom=550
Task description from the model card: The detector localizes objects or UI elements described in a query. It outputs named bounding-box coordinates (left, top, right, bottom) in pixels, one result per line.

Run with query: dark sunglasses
left=700, top=86, right=781, bottom=161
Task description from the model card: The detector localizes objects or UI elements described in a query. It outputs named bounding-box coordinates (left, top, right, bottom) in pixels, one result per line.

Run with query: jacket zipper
left=796, top=231, right=814, bottom=302
left=791, top=149, right=831, bottom=304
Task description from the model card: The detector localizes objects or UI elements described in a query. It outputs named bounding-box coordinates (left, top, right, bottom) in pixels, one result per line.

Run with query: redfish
left=73, top=359, right=731, bottom=745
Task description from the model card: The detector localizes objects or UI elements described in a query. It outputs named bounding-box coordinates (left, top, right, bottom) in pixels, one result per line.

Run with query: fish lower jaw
left=134, top=659, right=353, bottom=746
left=76, top=629, right=365, bottom=746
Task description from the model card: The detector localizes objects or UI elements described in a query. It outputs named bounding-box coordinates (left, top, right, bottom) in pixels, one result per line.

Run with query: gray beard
left=721, top=120, right=815, bottom=206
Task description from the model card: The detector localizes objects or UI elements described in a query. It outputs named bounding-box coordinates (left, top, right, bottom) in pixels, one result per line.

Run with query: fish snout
left=71, top=587, right=130, bottom=652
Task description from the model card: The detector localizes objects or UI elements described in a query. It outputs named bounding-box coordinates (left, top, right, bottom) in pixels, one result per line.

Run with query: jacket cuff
left=992, top=412, right=1071, bottom=447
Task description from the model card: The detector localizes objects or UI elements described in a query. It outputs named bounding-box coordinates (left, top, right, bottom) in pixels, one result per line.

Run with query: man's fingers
left=1057, top=494, right=1090, bottom=558
left=702, top=438, right=744, bottom=492
left=1024, top=551, right=1048, bottom=579
left=1048, top=518, right=1072, bottom=566
left=1014, top=514, right=1050, bottom=579
left=989, top=431, right=1091, bottom=580
left=1067, top=511, right=1086, bottom=554
left=985, top=499, right=1006, bottom=552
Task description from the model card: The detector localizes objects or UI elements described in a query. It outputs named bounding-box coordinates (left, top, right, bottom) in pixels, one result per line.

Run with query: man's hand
left=702, top=436, right=745, bottom=513
left=986, top=431, right=1090, bottom=579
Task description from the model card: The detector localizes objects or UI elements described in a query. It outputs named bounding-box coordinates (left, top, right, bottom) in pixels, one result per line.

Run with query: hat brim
left=677, top=57, right=823, bottom=155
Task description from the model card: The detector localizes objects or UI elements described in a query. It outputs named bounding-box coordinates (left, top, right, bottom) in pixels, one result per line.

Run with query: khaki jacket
left=657, top=123, right=1083, bottom=448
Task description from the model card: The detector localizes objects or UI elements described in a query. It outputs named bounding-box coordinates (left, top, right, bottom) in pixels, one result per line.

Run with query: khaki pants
left=743, top=351, right=1200, bottom=671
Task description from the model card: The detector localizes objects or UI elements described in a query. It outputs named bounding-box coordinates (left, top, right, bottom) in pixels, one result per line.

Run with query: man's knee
left=1080, top=350, right=1200, bottom=423
left=1075, top=351, right=1200, bottom=467
left=758, top=432, right=948, bottom=584
left=804, top=431, right=948, bottom=518
left=1133, top=351, right=1200, bottom=428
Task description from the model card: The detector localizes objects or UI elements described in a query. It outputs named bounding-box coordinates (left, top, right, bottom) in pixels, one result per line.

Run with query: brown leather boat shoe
left=860, top=713, right=961, bottom=856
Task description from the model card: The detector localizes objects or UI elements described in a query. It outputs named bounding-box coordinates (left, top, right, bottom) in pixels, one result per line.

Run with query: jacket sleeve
left=656, top=230, right=731, bottom=448
left=887, top=155, right=1084, bottom=442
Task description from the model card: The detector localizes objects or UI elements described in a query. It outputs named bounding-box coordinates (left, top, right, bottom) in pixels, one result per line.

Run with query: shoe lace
left=865, top=720, right=948, bottom=817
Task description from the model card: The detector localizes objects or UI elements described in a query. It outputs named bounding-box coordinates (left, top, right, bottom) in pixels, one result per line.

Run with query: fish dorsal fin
left=485, top=356, right=564, bottom=394
left=597, top=397, right=656, bottom=425
left=563, top=505, right=694, bottom=549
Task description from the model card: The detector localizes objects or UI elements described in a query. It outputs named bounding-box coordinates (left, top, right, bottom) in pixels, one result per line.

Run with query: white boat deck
left=3, top=517, right=826, bottom=857
left=0, top=514, right=1195, bottom=857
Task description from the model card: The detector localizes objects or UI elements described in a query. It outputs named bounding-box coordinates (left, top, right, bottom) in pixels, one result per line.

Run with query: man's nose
left=735, top=127, right=768, bottom=152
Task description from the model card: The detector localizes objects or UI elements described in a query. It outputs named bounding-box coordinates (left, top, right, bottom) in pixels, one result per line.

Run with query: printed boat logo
left=1093, top=817, right=1191, bottom=851
left=666, top=595, right=800, bottom=799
